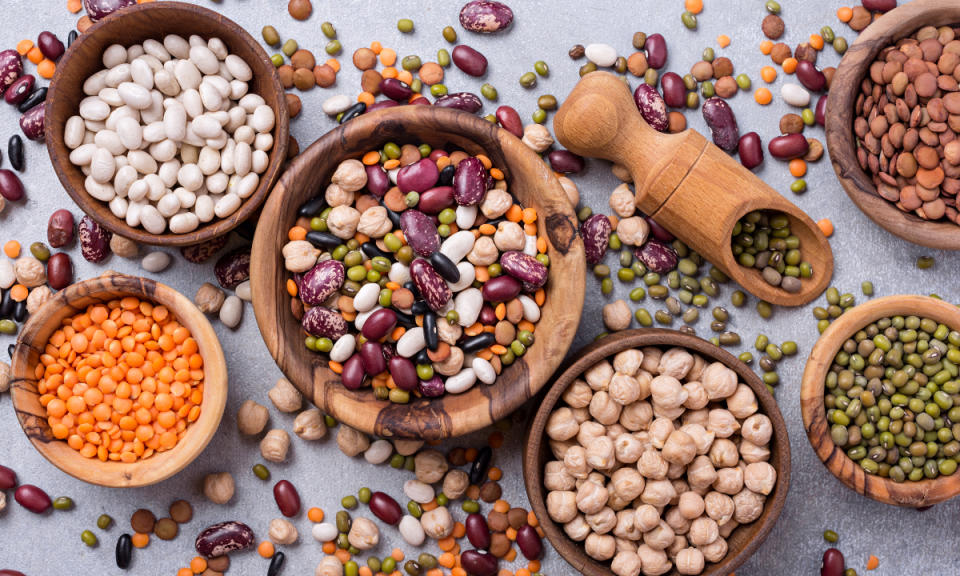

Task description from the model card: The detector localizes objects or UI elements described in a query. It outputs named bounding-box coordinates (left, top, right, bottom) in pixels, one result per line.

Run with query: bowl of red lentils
left=9, top=272, right=228, bottom=487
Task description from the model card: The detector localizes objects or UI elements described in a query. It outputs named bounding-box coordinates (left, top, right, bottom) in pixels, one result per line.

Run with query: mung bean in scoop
left=731, top=210, right=812, bottom=293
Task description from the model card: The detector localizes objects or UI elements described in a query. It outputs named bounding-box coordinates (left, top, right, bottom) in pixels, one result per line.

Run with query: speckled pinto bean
left=452, top=45, right=488, bottom=77
left=410, top=258, right=452, bottom=311
left=215, top=249, right=251, bottom=289
left=380, top=77, right=414, bottom=101
left=301, top=306, right=348, bottom=339
left=419, top=186, right=456, bottom=214
left=495, top=105, right=523, bottom=138
left=195, top=521, right=255, bottom=557
left=635, top=240, right=678, bottom=274
left=419, top=374, right=445, bottom=397
left=401, top=210, right=441, bottom=257
left=369, top=491, right=403, bottom=525
left=434, top=92, right=483, bottom=113
left=365, top=164, right=390, bottom=197
left=83, top=0, right=137, bottom=21
left=481, top=274, right=521, bottom=303
left=273, top=480, right=301, bottom=517
left=500, top=251, right=547, bottom=287
left=660, top=72, right=686, bottom=108
left=0, top=50, right=23, bottom=94
left=547, top=150, right=585, bottom=174
left=299, top=260, right=345, bottom=306
left=738, top=132, right=764, bottom=169
left=702, top=97, right=739, bottom=151
left=454, top=157, right=488, bottom=206
left=580, top=214, right=612, bottom=264
left=397, top=158, right=440, bottom=194
left=633, top=84, right=669, bottom=132
left=795, top=61, right=826, bottom=92
left=459, top=0, right=514, bottom=33
left=768, top=133, right=809, bottom=159
left=79, top=215, right=112, bottom=263
left=19, top=104, right=44, bottom=141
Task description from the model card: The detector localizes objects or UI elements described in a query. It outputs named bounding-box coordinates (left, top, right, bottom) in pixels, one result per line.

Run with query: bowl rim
left=824, top=0, right=960, bottom=250
left=800, top=294, right=960, bottom=506
left=251, top=104, right=586, bottom=440
left=523, top=329, right=791, bottom=576
left=44, top=0, right=289, bottom=247
left=9, top=274, right=228, bottom=487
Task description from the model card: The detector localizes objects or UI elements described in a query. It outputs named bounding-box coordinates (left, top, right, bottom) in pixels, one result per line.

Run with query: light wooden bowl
left=45, top=1, right=288, bottom=247
left=825, top=0, right=960, bottom=249
left=9, top=274, right=228, bottom=488
left=801, top=295, right=960, bottom=507
left=524, top=329, right=791, bottom=576
left=251, top=106, right=585, bottom=441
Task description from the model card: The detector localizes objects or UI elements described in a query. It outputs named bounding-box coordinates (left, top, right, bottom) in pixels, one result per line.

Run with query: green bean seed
left=686, top=92, right=699, bottom=109
left=824, top=530, right=838, bottom=543
left=790, top=179, right=807, bottom=194
left=644, top=68, right=658, bottom=86
left=833, top=37, right=848, bottom=54
left=52, top=496, right=74, bottom=511
left=397, top=18, right=415, bottom=33
left=917, top=256, right=935, bottom=269
left=861, top=281, right=874, bottom=296
left=534, top=60, right=550, bottom=77
left=629, top=287, right=646, bottom=301
left=431, top=83, right=448, bottom=97
left=537, top=94, right=558, bottom=110
left=635, top=309, right=653, bottom=327
left=739, top=352, right=754, bottom=364
left=253, top=463, right=270, bottom=480
left=462, top=500, right=480, bottom=514
left=702, top=47, right=715, bottom=62
left=81, top=530, right=98, bottom=547
left=96, top=514, right=113, bottom=530
left=520, top=72, right=537, bottom=88
left=325, top=40, right=342, bottom=56
left=735, top=74, right=751, bottom=90
left=701, top=81, right=715, bottom=98
left=321, top=22, right=337, bottom=39
left=532, top=108, right=547, bottom=124
left=579, top=62, right=597, bottom=77
left=341, top=495, right=358, bottom=509
left=402, top=55, right=422, bottom=71
left=731, top=290, right=746, bottom=307
left=801, top=108, right=816, bottom=125
left=437, top=48, right=451, bottom=68
left=481, top=83, right=498, bottom=101
left=262, top=25, right=281, bottom=46
left=681, top=11, right=697, bottom=29
left=269, top=53, right=284, bottom=67
left=442, top=25, right=457, bottom=43
left=0, top=319, right=16, bottom=335
left=820, top=26, right=835, bottom=43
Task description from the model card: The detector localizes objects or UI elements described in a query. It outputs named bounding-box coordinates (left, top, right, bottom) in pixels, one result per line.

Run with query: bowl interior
left=801, top=294, right=960, bottom=506
left=523, top=329, right=791, bottom=576
left=251, top=106, right=585, bottom=441
left=10, top=274, right=228, bottom=487
left=45, top=1, right=288, bottom=247
left=825, top=0, right=960, bottom=249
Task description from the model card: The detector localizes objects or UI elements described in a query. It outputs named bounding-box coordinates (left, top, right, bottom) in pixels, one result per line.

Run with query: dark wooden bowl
left=801, top=295, right=960, bottom=507
left=45, top=1, right=288, bottom=247
left=8, top=274, right=228, bottom=487
left=523, top=329, right=791, bottom=576
left=825, top=0, right=960, bottom=249
left=250, top=106, right=585, bottom=441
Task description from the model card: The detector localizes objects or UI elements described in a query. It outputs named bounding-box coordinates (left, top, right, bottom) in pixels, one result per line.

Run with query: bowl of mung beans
left=9, top=273, right=228, bottom=488
left=801, top=295, right=960, bottom=507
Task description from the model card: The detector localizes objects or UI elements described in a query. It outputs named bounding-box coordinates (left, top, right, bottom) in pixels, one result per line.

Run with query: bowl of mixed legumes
left=825, top=0, right=960, bottom=249
left=524, top=329, right=790, bottom=576
left=801, top=295, right=960, bottom=507
left=251, top=104, right=585, bottom=441
left=9, top=273, right=228, bottom=488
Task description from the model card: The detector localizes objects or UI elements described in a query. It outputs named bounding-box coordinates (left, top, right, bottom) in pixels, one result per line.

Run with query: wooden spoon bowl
left=251, top=106, right=585, bottom=441
left=801, top=295, right=960, bottom=507
left=825, top=0, right=960, bottom=249
left=524, top=329, right=791, bottom=576
left=45, top=1, right=288, bottom=247
left=9, top=274, right=228, bottom=487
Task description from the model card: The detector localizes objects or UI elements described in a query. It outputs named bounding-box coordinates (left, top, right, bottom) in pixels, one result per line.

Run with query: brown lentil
left=286, top=93, right=302, bottom=118
left=352, top=48, right=377, bottom=70
left=804, top=138, right=824, bottom=162
left=290, top=49, right=316, bottom=70
left=313, top=64, right=337, bottom=87
left=712, top=57, right=734, bottom=79
left=714, top=76, right=738, bottom=98
left=131, top=509, right=156, bottom=534
left=848, top=6, right=873, bottom=31
left=632, top=31, right=647, bottom=50
left=780, top=114, right=805, bottom=134
left=360, top=69, right=382, bottom=94
left=478, top=481, right=502, bottom=503
left=770, top=43, right=792, bottom=65
left=293, top=68, right=315, bottom=90
left=762, top=14, right=785, bottom=39
left=288, top=0, right=312, bottom=20
left=277, top=65, right=294, bottom=89
left=154, top=518, right=178, bottom=540
left=627, top=52, right=648, bottom=77
left=169, top=500, right=193, bottom=524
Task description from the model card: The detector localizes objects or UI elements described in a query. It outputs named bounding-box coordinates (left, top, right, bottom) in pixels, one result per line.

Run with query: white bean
left=197, top=146, right=221, bottom=176
left=139, top=205, right=166, bottom=234
left=141, top=251, right=172, bottom=272
left=125, top=201, right=143, bottom=227
left=103, top=44, right=128, bottom=68
left=398, top=516, right=425, bottom=547
left=189, top=45, right=219, bottom=75
left=127, top=45, right=144, bottom=60
left=235, top=280, right=252, bottom=301
left=404, top=480, right=436, bottom=504
left=127, top=179, right=149, bottom=202
left=116, top=118, right=144, bottom=150
left=83, top=70, right=108, bottom=96
left=219, top=295, right=243, bottom=328
left=156, top=192, right=181, bottom=217
left=330, top=334, right=356, bottom=363
left=69, top=143, right=96, bottom=166
left=446, top=262, right=475, bottom=292
left=142, top=121, right=166, bottom=143
left=225, top=106, right=246, bottom=133
left=143, top=39, right=170, bottom=62
left=472, top=357, right=497, bottom=385
left=456, top=205, right=477, bottom=229
left=163, top=101, right=187, bottom=141
left=454, top=288, right=483, bottom=327
left=239, top=93, right=265, bottom=112
left=144, top=174, right=166, bottom=201
left=85, top=175, right=116, bottom=202
left=233, top=141, right=251, bottom=177
left=352, top=283, right=380, bottom=313
left=199, top=81, right=223, bottom=111
left=175, top=187, right=196, bottom=209
left=388, top=262, right=411, bottom=285
left=64, top=116, right=86, bottom=149
left=206, top=172, right=228, bottom=194
left=252, top=150, right=269, bottom=174
left=79, top=97, right=110, bottom=121
left=253, top=132, right=273, bottom=152
left=191, top=114, right=222, bottom=139
left=181, top=89, right=204, bottom=118
left=91, top=147, right=116, bottom=183
left=141, top=91, right=164, bottom=124
left=322, top=94, right=351, bottom=116
left=214, top=192, right=241, bottom=218
left=364, top=439, right=394, bottom=465
left=154, top=70, right=181, bottom=96
left=158, top=160, right=181, bottom=188
left=98, top=87, right=123, bottom=107
left=113, top=165, right=138, bottom=197
left=225, top=54, right=252, bottom=82
left=251, top=105, right=275, bottom=133
left=312, top=523, right=338, bottom=543
left=109, top=196, right=128, bottom=218
left=94, top=130, right=126, bottom=156
left=169, top=212, right=200, bottom=234
left=194, top=194, right=215, bottom=222
left=444, top=368, right=477, bottom=394
left=163, top=34, right=190, bottom=59
left=149, top=139, right=177, bottom=163
left=178, top=163, right=204, bottom=191
left=228, top=79, right=248, bottom=100
left=235, top=173, right=259, bottom=199
left=440, top=231, right=475, bottom=263
left=118, top=81, right=152, bottom=109
left=397, top=327, right=426, bottom=357
left=128, top=150, right=158, bottom=174
left=518, top=294, right=541, bottom=322
left=105, top=64, right=132, bottom=88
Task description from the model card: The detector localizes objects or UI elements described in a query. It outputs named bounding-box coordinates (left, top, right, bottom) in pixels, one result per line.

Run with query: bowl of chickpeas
left=523, top=329, right=790, bottom=576
left=9, top=273, right=228, bottom=487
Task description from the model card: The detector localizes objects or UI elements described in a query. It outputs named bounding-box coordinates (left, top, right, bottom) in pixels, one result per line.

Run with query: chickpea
left=667, top=461, right=687, bottom=480
left=688, top=354, right=707, bottom=381
left=203, top=472, right=235, bottom=504
left=420, top=506, right=454, bottom=539
left=613, top=349, right=644, bottom=376
left=682, top=408, right=710, bottom=428
left=546, top=407, right=580, bottom=441
left=546, top=490, right=578, bottom=523
left=613, top=509, right=641, bottom=540
left=662, top=430, right=697, bottom=466
left=682, top=381, right=709, bottom=410
left=640, top=347, right=663, bottom=374
left=585, top=507, right=617, bottom=534
left=26, top=286, right=53, bottom=314
left=686, top=455, right=718, bottom=491
left=741, top=414, right=773, bottom=446
left=237, top=399, right=269, bottom=435
left=649, top=417, right=675, bottom=449
left=713, top=466, right=744, bottom=496
left=633, top=504, right=660, bottom=533
left=608, top=183, right=638, bottom=219
left=641, top=478, right=677, bottom=508
left=589, top=390, right=622, bottom=425
left=610, top=467, right=645, bottom=501
left=743, top=462, right=777, bottom=495
left=479, top=187, right=512, bottom=219
left=678, top=491, right=705, bottom=520
left=636, top=544, right=672, bottom=576
left=700, top=362, right=738, bottom=400
left=606, top=423, right=627, bottom=440
left=699, top=536, right=728, bottom=563
left=616, top=216, right=650, bottom=246
left=336, top=425, right=370, bottom=458
left=294, top=408, right=328, bottom=441
left=668, top=534, right=689, bottom=558
left=356, top=206, right=393, bottom=238
left=611, top=550, right=642, bottom=576
left=347, top=517, right=380, bottom=550
left=436, top=318, right=462, bottom=345
left=652, top=402, right=685, bottom=421
left=643, top=520, right=676, bottom=551
left=269, top=517, right=299, bottom=545
left=613, top=432, right=645, bottom=464
left=442, top=469, right=471, bottom=499
left=603, top=299, right=633, bottom=332
left=558, top=175, right=580, bottom=207
left=650, top=375, right=688, bottom=409
left=606, top=486, right=633, bottom=512
left=316, top=556, right=344, bottom=576
left=619, top=401, right=653, bottom=431
left=718, top=518, right=739, bottom=538
left=637, top=448, right=669, bottom=480
left=493, top=221, right=525, bottom=251
left=687, top=516, right=719, bottom=547
left=571, top=406, right=591, bottom=424
left=521, top=123, right=554, bottom=153
left=707, top=409, right=740, bottom=438
left=576, top=421, right=606, bottom=449
left=331, top=158, right=368, bottom=193
left=260, top=429, right=291, bottom=462
left=586, top=435, right=616, bottom=471
left=282, top=241, right=321, bottom=273
left=739, top=440, right=771, bottom=464
left=414, top=449, right=448, bottom=484
left=563, top=445, right=590, bottom=479
left=326, top=205, right=361, bottom=239
left=704, top=491, right=735, bottom=525
left=14, top=257, right=46, bottom=287
left=664, top=506, right=691, bottom=535
left=268, top=377, right=302, bottom=413
left=576, top=480, right=609, bottom=514
left=544, top=461, right=576, bottom=491
left=658, top=347, right=694, bottom=379
left=675, top=547, right=706, bottom=575
left=434, top=346, right=464, bottom=376
left=550, top=438, right=576, bottom=461
left=733, top=488, right=766, bottom=524
left=564, top=514, right=592, bottom=541
left=466, top=235, right=498, bottom=266
left=562, top=379, right=594, bottom=408
left=585, top=360, right=615, bottom=391
left=584, top=533, right=617, bottom=562
left=709, top=438, right=739, bottom=468
left=726, top=383, right=758, bottom=418
left=324, top=182, right=355, bottom=207
left=679, top=424, right=715, bottom=455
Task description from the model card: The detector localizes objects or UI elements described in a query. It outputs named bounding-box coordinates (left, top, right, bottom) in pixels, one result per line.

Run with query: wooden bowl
left=8, top=274, right=228, bottom=487
left=524, top=329, right=791, bottom=576
left=801, top=295, right=960, bottom=507
left=251, top=106, right=585, bottom=441
left=825, top=0, right=960, bottom=249
left=45, top=1, right=288, bottom=247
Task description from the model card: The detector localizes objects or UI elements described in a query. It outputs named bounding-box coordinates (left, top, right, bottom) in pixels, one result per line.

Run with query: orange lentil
left=451, top=569, right=467, bottom=576
left=325, top=59, right=341, bottom=72
left=789, top=158, right=807, bottom=177
left=516, top=570, right=531, bottom=576
left=478, top=223, right=496, bottom=235
left=527, top=560, right=541, bottom=573
left=67, top=0, right=83, bottom=12
left=837, top=6, right=853, bottom=22
left=867, top=556, right=879, bottom=570
left=334, top=548, right=351, bottom=564
left=760, top=66, right=777, bottom=83
left=370, top=41, right=383, bottom=55
left=438, top=537, right=457, bottom=552
left=131, top=533, right=150, bottom=548
left=322, top=541, right=337, bottom=554
left=362, top=151, right=381, bottom=165
left=286, top=279, right=298, bottom=297
left=504, top=548, right=517, bottom=562
left=452, top=522, right=466, bottom=539
left=684, top=0, right=703, bottom=14
left=506, top=527, right=518, bottom=541
left=536, top=237, right=547, bottom=254
left=488, top=430, right=504, bottom=448
left=10, top=284, right=28, bottom=302
left=391, top=548, right=404, bottom=561
left=177, top=568, right=193, bottom=576
left=380, top=48, right=397, bottom=66
left=759, top=40, right=774, bottom=55
left=358, top=91, right=375, bottom=106
left=716, top=34, right=731, bottom=48
left=359, top=568, right=373, bottom=576
left=426, top=570, right=443, bottom=576
left=37, top=59, right=56, bottom=79
left=383, top=159, right=401, bottom=170
left=488, top=466, right=503, bottom=481
left=3, top=240, right=20, bottom=258
left=288, top=226, right=307, bottom=241
left=381, top=66, right=398, bottom=79
left=16, top=39, right=33, bottom=55
left=527, top=510, right=539, bottom=527
left=390, top=326, right=406, bottom=341
left=754, top=87, right=773, bottom=105
left=782, top=57, right=798, bottom=74
left=817, top=218, right=834, bottom=237
left=397, top=70, right=413, bottom=85
left=258, top=540, right=275, bottom=558
left=521, top=207, right=537, bottom=224
left=809, top=34, right=824, bottom=50
left=385, top=281, right=401, bottom=290
left=435, top=155, right=452, bottom=170
left=523, top=222, right=538, bottom=236
left=189, top=557, right=207, bottom=573
left=534, top=289, right=546, bottom=307
left=517, top=320, right=535, bottom=334
left=494, top=303, right=506, bottom=320
left=489, top=344, right=507, bottom=355
left=328, top=360, right=344, bottom=374
left=489, top=167, right=504, bottom=180
left=505, top=205, right=523, bottom=222
left=474, top=267, right=490, bottom=283
left=438, top=553, right=456, bottom=568
left=26, top=46, right=43, bottom=64
left=421, top=499, right=438, bottom=511
left=493, top=500, right=510, bottom=514
left=307, top=507, right=325, bottom=523
left=475, top=154, right=492, bottom=170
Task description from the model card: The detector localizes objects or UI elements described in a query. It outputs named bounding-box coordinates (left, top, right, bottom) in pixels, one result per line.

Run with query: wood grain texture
left=250, top=106, right=585, bottom=441
left=554, top=71, right=834, bottom=307
left=523, top=329, right=791, bottom=576
left=825, top=0, right=960, bottom=249
left=44, top=1, right=289, bottom=247
left=9, top=274, right=228, bottom=488
left=801, top=295, right=960, bottom=507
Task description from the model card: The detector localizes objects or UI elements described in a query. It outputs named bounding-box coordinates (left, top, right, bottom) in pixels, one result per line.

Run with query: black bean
left=395, top=310, right=417, bottom=327
left=406, top=281, right=422, bottom=300
left=429, top=252, right=460, bottom=283
left=0, top=290, right=13, bottom=318
left=380, top=202, right=402, bottom=228
left=424, top=312, right=438, bottom=351
left=461, top=332, right=495, bottom=354
left=13, top=300, right=27, bottom=322
left=67, top=30, right=78, bottom=48
left=17, top=87, right=46, bottom=113
left=339, top=102, right=366, bottom=123
left=267, top=551, right=285, bottom=576
left=361, top=241, right=391, bottom=260
left=7, top=344, right=14, bottom=359
left=8, top=135, right=23, bottom=172
left=470, top=446, right=492, bottom=485
left=116, top=534, right=132, bottom=569
left=415, top=349, right=431, bottom=365
left=411, top=301, right=429, bottom=315
left=298, top=196, right=327, bottom=217
left=438, top=165, right=455, bottom=186
left=305, top=231, right=341, bottom=250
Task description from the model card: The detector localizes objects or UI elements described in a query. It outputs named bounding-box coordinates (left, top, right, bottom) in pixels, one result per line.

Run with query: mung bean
left=681, top=11, right=698, bottom=29
left=322, top=22, right=337, bottom=39
left=325, top=40, right=342, bottom=56
left=262, top=26, right=281, bottom=46
left=635, top=309, right=653, bottom=326
left=397, top=19, right=415, bottom=33
left=442, top=26, right=457, bottom=43
left=534, top=60, right=550, bottom=76
left=532, top=109, right=547, bottom=124
left=481, top=83, right=498, bottom=101
left=519, top=72, right=537, bottom=88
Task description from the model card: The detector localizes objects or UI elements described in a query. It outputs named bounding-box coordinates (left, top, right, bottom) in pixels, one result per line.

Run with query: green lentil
left=382, top=558, right=397, bottom=573
left=579, top=62, right=597, bottom=77
left=644, top=68, right=658, bottom=86
left=739, top=352, right=754, bottom=364
left=731, top=290, right=746, bottom=307
left=701, top=81, right=715, bottom=98
left=481, top=83, right=498, bottom=101
left=681, top=11, right=697, bottom=29
left=655, top=310, right=673, bottom=325
left=614, top=56, right=628, bottom=74
left=397, top=18, right=415, bottom=33
left=820, top=26, right=835, bottom=43
left=781, top=341, right=798, bottom=356
left=324, top=40, right=342, bottom=56
left=321, top=22, right=337, bottom=39
left=861, top=281, right=874, bottom=296
left=341, top=495, right=358, bottom=509
left=702, top=47, right=715, bottom=62
left=345, top=560, right=359, bottom=576
left=635, top=309, right=653, bottom=327
left=358, top=487, right=372, bottom=504
left=686, top=92, right=699, bottom=109
left=801, top=108, right=816, bottom=125
left=534, top=60, right=550, bottom=77
left=435, top=493, right=449, bottom=507
left=368, top=558, right=383, bottom=573
left=824, top=530, right=838, bottom=543
left=437, top=48, right=451, bottom=68
left=757, top=300, right=773, bottom=319
left=629, top=287, right=646, bottom=301
left=833, top=37, right=848, bottom=54
left=269, top=53, right=284, bottom=67
left=519, top=72, right=537, bottom=88
left=336, top=511, right=352, bottom=533
left=735, top=74, right=751, bottom=91
left=600, top=277, right=614, bottom=295
left=81, top=530, right=98, bottom=547
left=765, top=0, right=781, bottom=13
left=402, top=55, right=422, bottom=71
left=462, top=499, right=480, bottom=514
left=532, top=108, right=547, bottom=124
left=407, top=500, right=422, bottom=518
left=52, top=496, right=74, bottom=511
left=617, top=268, right=635, bottom=282
left=417, top=364, right=434, bottom=380
left=96, top=514, right=113, bottom=530
left=262, top=25, right=281, bottom=46
left=577, top=206, right=592, bottom=221
left=430, top=83, right=448, bottom=97
left=682, top=74, right=697, bottom=91
left=442, top=25, right=457, bottom=43
left=253, top=463, right=270, bottom=480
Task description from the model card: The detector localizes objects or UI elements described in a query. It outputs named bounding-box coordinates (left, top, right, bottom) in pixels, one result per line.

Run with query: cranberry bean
left=453, top=157, right=488, bottom=206
left=0, top=169, right=24, bottom=202
left=495, top=105, right=523, bottom=138
left=500, top=251, right=547, bottom=287
left=19, top=104, right=44, bottom=141
left=515, top=525, right=543, bottom=560
left=389, top=356, right=419, bottom=391
left=863, top=0, right=896, bottom=11
left=0, top=465, right=16, bottom=490
left=452, top=45, right=488, bottom=77
left=418, top=186, right=456, bottom=214
left=465, top=513, right=491, bottom=550
left=460, top=549, right=499, bottom=576
left=645, top=217, right=674, bottom=242
left=768, top=133, right=809, bottom=159
left=821, top=548, right=845, bottom=576
left=301, top=306, right=348, bottom=340
left=738, top=132, right=764, bottom=169
left=580, top=214, right=611, bottom=265
left=47, top=253, right=74, bottom=290
left=195, top=521, right=255, bottom=557
left=547, top=150, right=585, bottom=174
left=14, top=484, right=51, bottom=514
left=633, top=84, right=668, bottom=132
left=300, top=260, right=345, bottom=306
left=400, top=210, right=440, bottom=257
left=815, top=94, right=827, bottom=126
left=796, top=60, right=826, bottom=92
left=79, top=215, right=111, bottom=263
left=367, top=100, right=398, bottom=112
left=410, top=258, right=452, bottom=311
left=481, top=275, right=522, bottom=303
left=418, top=375, right=445, bottom=397
left=380, top=78, right=414, bottom=101
left=0, top=50, right=22, bottom=95
left=459, top=1, right=513, bottom=33
left=4, top=75, right=33, bottom=106
left=409, top=97, right=432, bottom=107
left=368, top=491, right=403, bottom=525
left=273, top=480, right=301, bottom=517
left=365, top=164, right=390, bottom=197
left=702, top=97, right=739, bottom=151
left=181, top=235, right=228, bottom=263
left=361, top=308, right=398, bottom=341
left=215, top=249, right=250, bottom=289
left=47, top=209, right=75, bottom=247
left=660, top=72, right=686, bottom=108
left=397, top=158, right=440, bottom=194
left=635, top=240, right=678, bottom=274
left=83, top=0, right=136, bottom=20
left=478, top=305, right=497, bottom=325
left=645, top=33, right=668, bottom=69
left=433, top=92, right=482, bottom=114
left=37, top=32, right=65, bottom=61
left=341, top=354, right=366, bottom=390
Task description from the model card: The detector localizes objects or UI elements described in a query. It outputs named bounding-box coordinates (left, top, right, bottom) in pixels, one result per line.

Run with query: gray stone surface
left=0, top=0, right=957, bottom=574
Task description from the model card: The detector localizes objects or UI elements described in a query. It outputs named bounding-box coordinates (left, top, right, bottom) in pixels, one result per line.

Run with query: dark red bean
left=410, top=258, right=452, bottom=311
left=796, top=60, right=826, bottom=92
left=47, top=253, right=74, bottom=291
left=515, top=524, right=543, bottom=560
left=47, top=209, right=75, bottom=247
left=195, top=521, right=255, bottom=557
left=702, top=97, right=739, bottom=151
left=481, top=275, right=522, bottom=303
left=389, top=356, right=419, bottom=391
left=418, top=186, right=456, bottom=214
left=478, top=305, right=497, bottom=325
left=365, top=164, right=390, bottom=197
left=660, top=72, right=685, bottom=108
left=37, top=32, right=65, bottom=61
left=400, top=210, right=440, bottom=257
left=453, top=156, right=488, bottom=206
left=14, top=484, right=51, bottom=513
left=499, top=251, right=547, bottom=287
left=452, top=45, right=488, bottom=77
left=635, top=240, right=679, bottom=274
left=645, top=217, right=674, bottom=242
left=397, top=158, right=440, bottom=194
left=580, top=214, right=611, bottom=265
left=546, top=150, right=585, bottom=174
left=633, top=84, right=668, bottom=132
left=821, top=548, right=845, bottom=576
left=4, top=75, right=34, bottom=105
left=495, top=105, right=523, bottom=138
left=459, top=0, right=513, bottom=33
left=0, top=571, right=27, bottom=576
left=815, top=94, right=827, bottom=126
left=645, top=33, right=668, bottom=69
left=0, top=169, right=25, bottom=201
left=0, top=50, right=23, bottom=95
left=459, top=549, right=498, bottom=576
left=409, top=97, right=432, bottom=107
left=768, top=133, right=809, bottom=159
left=19, top=104, right=44, bottom=141
left=433, top=92, right=482, bottom=113
left=367, top=100, right=398, bottom=112
left=299, top=259, right=345, bottom=306
left=863, top=0, right=896, bottom=11
left=301, top=306, right=347, bottom=340
left=0, top=464, right=16, bottom=490
left=79, top=215, right=112, bottom=263
left=361, top=308, right=397, bottom=341
left=418, top=375, right=445, bottom=397
left=380, top=77, right=414, bottom=101
left=738, top=132, right=764, bottom=169
left=341, top=354, right=367, bottom=390
left=368, top=491, right=403, bottom=525
left=273, top=480, right=301, bottom=517
left=465, top=513, right=491, bottom=550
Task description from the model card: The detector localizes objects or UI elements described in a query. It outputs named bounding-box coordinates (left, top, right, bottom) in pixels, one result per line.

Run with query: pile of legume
left=731, top=210, right=813, bottom=293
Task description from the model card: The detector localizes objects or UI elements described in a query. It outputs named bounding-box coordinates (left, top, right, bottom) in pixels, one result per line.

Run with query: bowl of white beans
left=45, top=1, right=288, bottom=246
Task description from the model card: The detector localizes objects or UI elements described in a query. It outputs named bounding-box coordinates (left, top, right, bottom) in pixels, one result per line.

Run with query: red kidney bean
left=478, top=305, right=497, bottom=325
left=459, top=1, right=513, bottom=33
left=410, top=258, right=452, bottom=311
left=418, top=186, right=456, bottom=214
left=418, top=375, right=445, bottom=397
left=367, top=100, right=398, bottom=112
left=580, top=214, right=611, bottom=264
left=495, top=105, right=523, bottom=138
left=547, top=150, right=584, bottom=174
left=380, top=77, right=413, bottom=101
left=79, top=215, right=111, bottom=262
left=300, top=260, right=345, bottom=306
left=645, top=216, right=674, bottom=242
left=361, top=308, right=398, bottom=341
left=434, top=92, right=482, bottom=113
left=429, top=150, right=448, bottom=163
left=863, top=0, right=896, bottom=11
left=660, top=72, right=686, bottom=108
left=702, top=97, right=739, bottom=151
left=515, top=524, right=543, bottom=560
left=796, top=60, right=826, bottom=92
left=368, top=491, right=403, bottom=525
left=481, top=275, right=521, bottom=303
left=215, top=249, right=250, bottom=289
left=37, top=32, right=65, bottom=61
left=499, top=251, right=547, bottom=287
left=815, top=94, right=827, bottom=126
left=273, top=480, right=301, bottom=517
left=341, top=354, right=366, bottom=390
left=453, top=157, right=488, bottom=206
left=768, top=133, right=809, bottom=159
left=452, top=45, right=488, bottom=77
left=0, top=570, right=27, bottom=576
left=400, top=210, right=440, bottom=257
left=4, top=75, right=33, bottom=106
left=19, top=104, right=44, bottom=141
left=0, top=465, right=16, bottom=490
left=360, top=342, right=386, bottom=375
left=821, top=548, right=845, bottom=576
left=409, top=97, right=431, bottom=107
left=47, top=253, right=73, bottom=290
left=0, top=169, right=24, bottom=201
left=465, top=513, right=491, bottom=550
left=633, top=84, right=668, bottom=132
left=460, top=549, right=499, bottom=576
left=635, top=240, right=678, bottom=274
left=47, top=209, right=75, bottom=247
left=645, top=33, right=668, bottom=69
left=0, top=50, right=22, bottom=95
left=365, top=164, right=390, bottom=197
left=195, top=521, right=255, bottom=557
left=14, top=484, right=51, bottom=513
left=301, top=306, right=348, bottom=339
left=738, top=132, right=764, bottom=169
left=389, top=356, right=419, bottom=391
left=397, top=158, right=440, bottom=194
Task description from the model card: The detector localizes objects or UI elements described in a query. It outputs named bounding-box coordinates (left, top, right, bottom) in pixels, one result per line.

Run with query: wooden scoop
left=554, top=72, right=833, bottom=307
